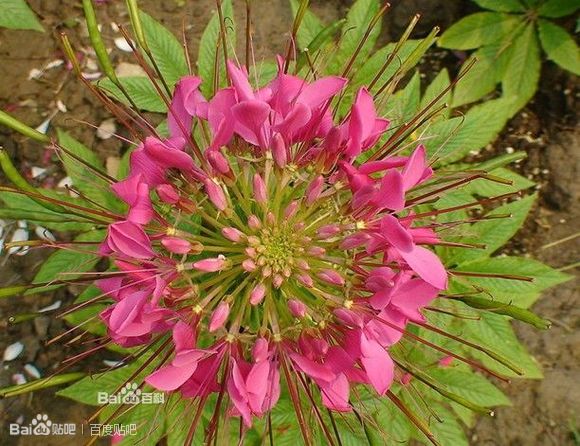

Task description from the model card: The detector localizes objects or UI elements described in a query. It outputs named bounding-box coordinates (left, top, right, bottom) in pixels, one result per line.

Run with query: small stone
left=505, top=146, right=515, bottom=154
left=97, top=119, right=116, bottom=140
left=3, top=342, right=24, bottom=361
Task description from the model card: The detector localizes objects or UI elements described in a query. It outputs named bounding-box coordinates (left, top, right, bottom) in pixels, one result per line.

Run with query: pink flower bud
left=245, top=247, right=257, bottom=258
left=192, top=257, right=226, bottom=272
left=284, top=201, right=299, bottom=219
left=317, top=224, right=341, bottom=239
left=340, top=233, right=370, bottom=250
left=206, top=148, right=230, bottom=175
left=317, top=269, right=345, bottom=286
left=333, top=308, right=362, bottom=327
left=266, top=212, right=275, bottom=226
left=296, top=273, right=313, bottom=288
left=253, top=173, right=267, bottom=203
left=438, top=356, right=454, bottom=368
left=306, top=175, right=324, bottom=205
left=272, top=274, right=284, bottom=288
left=242, top=259, right=257, bottom=272
left=204, top=179, right=227, bottom=211
left=222, top=227, right=244, bottom=242
left=156, top=184, right=179, bottom=204
left=288, top=299, right=307, bottom=318
left=308, top=246, right=326, bottom=257
left=296, top=259, right=310, bottom=270
left=271, top=133, right=287, bottom=168
left=209, top=302, right=230, bottom=332
left=400, top=373, right=412, bottom=386
left=250, top=284, right=266, bottom=305
left=161, top=236, right=191, bottom=254
left=248, top=215, right=261, bottom=230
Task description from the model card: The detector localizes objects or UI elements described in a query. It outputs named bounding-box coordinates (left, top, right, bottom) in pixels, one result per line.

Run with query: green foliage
left=0, top=0, right=43, bottom=32
left=440, top=0, right=579, bottom=113
left=97, top=77, right=166, bottom=112
left=139, top=11, right=189, bottom=88
left=31, top=230, right=105, bottom=290
left=197, top=0, right=235, bottom=97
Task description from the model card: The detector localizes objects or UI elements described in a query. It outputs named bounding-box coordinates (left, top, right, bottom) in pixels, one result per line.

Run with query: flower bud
left=250, top=284, right=266, bottom=305
left=209, top=302, right=230, bottom=332
left=288, top=299, right=307, bottom=318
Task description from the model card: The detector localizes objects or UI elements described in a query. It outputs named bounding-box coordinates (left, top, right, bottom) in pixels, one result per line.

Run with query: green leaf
left=428, top=407, right=469, bottom=446
left=31, top=230, right=104, bottom=289
left=463, top=167, right=535, bottom=196
left=420, top=69, right=451, bottom=115
left=0, top=191, right=94, bottom=231
left=139, top=11, right=189, bottom=88
left=197, top=0, right=235, bottom=97
left=463, top=312, right=543, bottom=378
left=427, top=368, right=510, bottom=407
left=538, top=0, right=579, bottom=18
left=98, top=77, right=166, bottom=112
left=451, top=33, right=517, bottom=107
left=502, top=24, right=541, bottom=114
left=439, top=12, right=521, bottom=50
left=329, top=0, right=381, bottom=73
left=443, top=194, right=536, bottom=265
left=385, top=71, right=422, bottom=125
left=425, top=97, right=513, bottom=164
left=538, top=20, right=580, bottom=75
left=0, top=0, right=43, bottom=32
left=57, top=356, right=154, bottom=405
left=472, top=0, right=526, bottom=12
left=57, top=129, right=121, bottom=210
left=289, top=0, right=324, bottom=50
left=455, top=256, right=571, bottom=295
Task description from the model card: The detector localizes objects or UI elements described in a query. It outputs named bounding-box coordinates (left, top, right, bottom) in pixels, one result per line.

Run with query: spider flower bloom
left=96, top=60, right=449, bottom=428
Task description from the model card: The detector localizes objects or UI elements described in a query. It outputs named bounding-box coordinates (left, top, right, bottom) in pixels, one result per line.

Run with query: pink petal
left=390, top=278, right=439, bottom=321
left=173, top=321, right=196, bottom=351
left=232, top=100, right=271, bottom=147
left=400, top=245, right=448, bottom=290
left=145, top=364, right=196, bottom=391
left=320, top=374, right=351, bottom=411
left=168, top=76, right=203, bottom=140
left=300, top=76, right=348, bottom=108
left=227, top=61, right=254, bottom=101
left=107, top=221, right=155, bottom=259
left=380, top=214, right=414, bottom=253
left=375, top=170, right=405, bottom=211
left=402, top=144, right=427, bottom=190
left=290, top=353, right=335, bottom=383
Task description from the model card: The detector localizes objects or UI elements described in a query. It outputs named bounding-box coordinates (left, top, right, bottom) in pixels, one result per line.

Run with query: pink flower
left=100, top=220, right=155, bottom=259
left=146, top=322, right=211, bottom=391
left=192, top=257, right=226, bottom=272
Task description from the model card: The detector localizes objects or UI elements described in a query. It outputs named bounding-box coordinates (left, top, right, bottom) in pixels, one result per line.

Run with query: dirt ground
left=0, top=1, right=577, bottom=445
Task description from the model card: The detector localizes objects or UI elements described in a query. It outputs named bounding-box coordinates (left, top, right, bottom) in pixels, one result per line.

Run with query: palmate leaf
left=139, top=11, right=189, bottom=88
left=438, top=12, right=521, bottom=50
left=538, top=19, right=580, bottom=76
left=328, top=0, right=381, bottom=73
left=197, top=0, right=235, bottom=97
left=502, top=23, right=541, bottom=114
left=420, top=69, right=451, bottom=118
left=0, top=0, right=43, bottom=32
left=451, top=33, right=518, bottom=107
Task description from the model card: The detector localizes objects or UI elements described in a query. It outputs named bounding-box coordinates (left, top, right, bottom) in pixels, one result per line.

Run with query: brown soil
left=0, top=1, right=577, bottom=445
